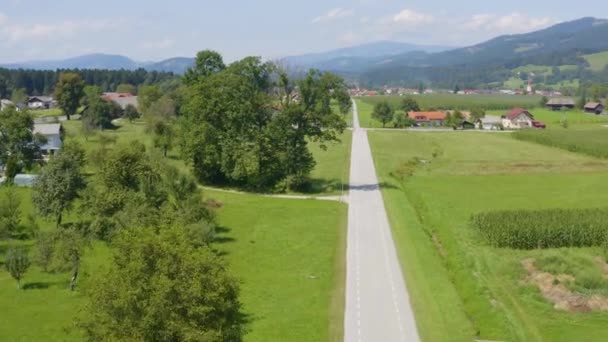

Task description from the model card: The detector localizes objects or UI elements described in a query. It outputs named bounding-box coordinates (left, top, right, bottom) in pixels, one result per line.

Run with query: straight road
left=344, top=100, right=420, bottom=342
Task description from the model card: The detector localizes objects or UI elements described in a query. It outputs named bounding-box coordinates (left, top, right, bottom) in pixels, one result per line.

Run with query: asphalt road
left=344, top=101, right=420, bottom=342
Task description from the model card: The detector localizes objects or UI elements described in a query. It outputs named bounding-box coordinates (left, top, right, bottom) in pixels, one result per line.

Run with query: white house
left=502, top=108, right=534, bottom=129
left=34, top=123, right=63, bottom=155
left=479, top=116, right=503, bottom=130
left=1, top=99, right=14, bottom=111
left=27, top=96, right=55, bottom=109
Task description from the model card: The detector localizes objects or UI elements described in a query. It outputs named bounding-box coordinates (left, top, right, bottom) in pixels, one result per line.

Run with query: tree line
left=0, top=68, right=177, bottom=99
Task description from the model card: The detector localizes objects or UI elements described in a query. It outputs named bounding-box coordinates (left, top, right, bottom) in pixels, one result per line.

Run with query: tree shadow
left=214, top=226, right=236, bottom=244
left=22, top=280, right=69, bottom=290
left=348, top=182, right=399, bottom=192
left=299, top=178, right=349, bottom=195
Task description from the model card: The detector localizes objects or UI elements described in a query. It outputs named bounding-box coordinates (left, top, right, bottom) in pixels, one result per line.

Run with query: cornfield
left=471, top=208, right=608, bottom=249
left=513, top=129, right=608, bottom=159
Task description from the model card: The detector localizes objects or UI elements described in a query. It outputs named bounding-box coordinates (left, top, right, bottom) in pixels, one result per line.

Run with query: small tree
left=5, top=247, right=31, bottom=289
left=0, top=186, right=22, bottom=238
left=393, top=112, right=415, bottom=128
left=123, top=104, right=140, bottom=122
left=372, top=101, right=394, bottom=128
left=34, top=232, right=55, bottom=272
left=453, top=84, right=461, bottom=94
left=576, top=94, right=587, bottom=110
left=470, top=107, right=486, bottom=122
left=10, top=88, right=28, bottom=105
left=33, top=143, right=87, bottom=227
left=400, top=96, right=420, bottom=113
left=53, top=229, right=86, bottom=290
left=539, top=96, right=549, bottom=107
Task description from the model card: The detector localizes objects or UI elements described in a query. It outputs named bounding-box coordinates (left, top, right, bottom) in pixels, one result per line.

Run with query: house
left=479, top=116, right=503, bottom=130
left=584, top=102, right=604, bottom=115
left=1, top=99, right=14, bottom=111
left=14, top=174, right=38, bottom=187
left=408, top=111, right=447, bottom=126
left=102, top=92, right=139, bottom=110
left=546, top=98, right=575, bottom=111
left=27, top=96, right=55, bottom=109
left=502, top=108, right=534, bottom=129
left=34, top=123, right=63, bottom=155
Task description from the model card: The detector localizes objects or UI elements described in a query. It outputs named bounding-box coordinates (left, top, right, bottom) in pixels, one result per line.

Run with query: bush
left=471, top=208, right=608, bottom=249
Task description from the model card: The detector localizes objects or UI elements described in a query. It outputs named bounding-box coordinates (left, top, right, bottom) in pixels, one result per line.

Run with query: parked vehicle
left=532, top=120, right=546, bottom=129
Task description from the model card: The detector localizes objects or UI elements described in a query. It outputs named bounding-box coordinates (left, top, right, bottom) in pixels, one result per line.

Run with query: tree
left=372, top=101, right=394, bottom=128
left=5, top=247, right=31, bottom=289
left=393, top=112, right=415, bottom=128
left=150, top=120, right=174, bottom=157
left=123, top=104, right=140, bottom=122
left=576, top=92, right=587, bottom=110
left=81, top=86, right=122, bottom=129
left=33, top=143, right=87, bottom=227
left=54, top=73, right=85, bottom=120
left=115, top=84, right=136, bottom=95
left=0, top=186, right=22, bottom=238
left=10, top=88, right=28, bottom=104
left=400, top=96, right=420, bottom=113
left=79, top=226, right=243, bottom=341
left=0, top=107, right=45, bottom=177
left=470, top=107, right=486, bottom=122
left=539, top=96, right=549, bottom=107
left=453, top=84, right=461, bottom=94
left=137, top=85, right=162, bottom=114
left=184, top=50, right=226, bottom=84
left=53, top=229, right=86, bottom=290
left=34, top=232, right=55, bottom=272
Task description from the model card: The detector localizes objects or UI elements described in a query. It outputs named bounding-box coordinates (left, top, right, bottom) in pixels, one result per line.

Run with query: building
left=102, top=92, right=139, bottom=110
left=502, top=108, right=534, bottom=129
left=546, top=98, right=575, bottom=111
left=479, top=116, right=503, bottom=130
left=1, top=99, right=14, bottom=111
left=584, top=102, right=604, bottom=115
left=407, top=111, right=447, bottom=126
left=27, top=96, right=55, bottom=109
left=34, top=123, right=63, bottom=155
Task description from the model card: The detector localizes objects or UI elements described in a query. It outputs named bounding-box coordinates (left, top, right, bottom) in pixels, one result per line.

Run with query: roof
left=584, top=102, right=603, bottom=109
left=505, top=108, right=533, bottom=120
left=546, top=98, right=575, bottom=106
left=1, top=99, right=13, bottom=105
left=34, top=123, right=61, bottom=135
left=28, top=96, right=54, bottom=103
left=407, top=111, right=447, bottom=121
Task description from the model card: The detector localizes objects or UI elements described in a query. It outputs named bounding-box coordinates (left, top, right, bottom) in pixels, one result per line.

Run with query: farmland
left=584, top=51, right=608, bottom=71
left=360, top=94, right=544, bottom=112
left=514, top=128, right=608, bottom=159
left=368, top=130, right=608, bottom=341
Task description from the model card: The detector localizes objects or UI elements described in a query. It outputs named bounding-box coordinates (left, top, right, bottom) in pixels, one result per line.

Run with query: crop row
left=471, top=208, right=608, bottom=249
left=513, top=129, right=608, bottom=159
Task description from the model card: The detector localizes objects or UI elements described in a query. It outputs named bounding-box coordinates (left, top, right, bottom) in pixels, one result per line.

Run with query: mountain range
left=2, top=17, right=608, bottom=88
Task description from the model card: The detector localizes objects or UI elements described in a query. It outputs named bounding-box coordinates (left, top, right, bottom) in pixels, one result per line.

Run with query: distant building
left=1, top=99, right=14, bottom=111
left=502, top=108, right=534, bottom=129
left=584, top=102, right=604, bottom=115
left=27, top=96, right=56, bottom=109
left=546, top=98, right=575, bottom=111
left=408, top=111, right=447, bottom=126
left=13, top=174, right=38, bottom=187
left=34, top=123, right=63, bottom=155
left=102, top=92, right=139, bottom=110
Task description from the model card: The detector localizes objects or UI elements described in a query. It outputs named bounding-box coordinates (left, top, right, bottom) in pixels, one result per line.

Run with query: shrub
left=471, top=208, right=608, bottom=249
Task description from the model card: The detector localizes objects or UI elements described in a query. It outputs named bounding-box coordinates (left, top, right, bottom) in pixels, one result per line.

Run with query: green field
left=368, top=130, right=608, bottom=341
left=514, top=128, right=608, bottom=159
left=584, top=51, right=608, bottom=71
left=488, top=108, right=608, bottom=126
left=360, top=94, right=543, bottom=113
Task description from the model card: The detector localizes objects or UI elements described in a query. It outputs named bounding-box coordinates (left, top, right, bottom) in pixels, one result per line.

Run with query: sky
left=0, top=0, right=606, bottom=63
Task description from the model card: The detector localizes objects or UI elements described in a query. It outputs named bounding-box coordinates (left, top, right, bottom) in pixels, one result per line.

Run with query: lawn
left=368, top=130, right=608, bottom=341
left=30, top=108, right=64, bottom=118
left=584, top=51, right=608, bottom=71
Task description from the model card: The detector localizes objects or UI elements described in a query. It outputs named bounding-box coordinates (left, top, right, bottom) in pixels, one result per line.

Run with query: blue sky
left=0, top=0, right=605, bottom=63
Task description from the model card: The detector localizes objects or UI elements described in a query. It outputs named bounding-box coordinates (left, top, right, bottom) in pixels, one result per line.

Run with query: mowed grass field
left=488, top=108, right=608, bottom=126
left=360, top=94, right=543, bottom=112
left=368, top=130, right=608, bottom=341
left=584, top=51, right=608, bottom=71
left=1, top=114, right=352, bottom=340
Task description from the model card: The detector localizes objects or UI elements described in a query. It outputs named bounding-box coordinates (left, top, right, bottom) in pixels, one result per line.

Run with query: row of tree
left=0, top=68, right=176, bottom=99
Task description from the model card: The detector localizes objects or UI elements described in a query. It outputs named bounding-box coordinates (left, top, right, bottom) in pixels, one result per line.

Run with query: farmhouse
left=1, top=99, right=14, bottom=111
left=502, top=108, right=534, bottom=129
left=102, top=92, right=139, bottom=110
left=584, top=102, right=604, bottom=115
left=479, top=116, right=503, bottom=130
left=34, top=123, right=63, bottom=155
left=407, top=111, right=447, bottom=126
left=27, top=96, right=55, bottom=109
left=546, top=98, right=575, bottom=111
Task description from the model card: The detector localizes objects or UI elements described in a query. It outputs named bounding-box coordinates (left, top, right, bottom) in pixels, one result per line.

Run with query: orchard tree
left=54, top=73, right=85, bottom=120
left=5, top=247, right=31, bottom=289
left=79, top=226, right=243, bottom=341
left=400, top=96, right=420, bottom=113
left=372, top=101, right=394, bottom=127
left=33, top=143, right=87, bottom=227
left=0, top=107, right=45, bottom=177
left=0, top=186, right=22, bottom=238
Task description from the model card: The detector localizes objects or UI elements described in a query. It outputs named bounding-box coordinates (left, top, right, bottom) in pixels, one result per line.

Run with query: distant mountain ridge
left=0, top=54, right=196, bottom=74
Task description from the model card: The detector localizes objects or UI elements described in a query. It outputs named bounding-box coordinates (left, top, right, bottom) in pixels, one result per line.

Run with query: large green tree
left=79, top=226, right=242, bottom=341
left=54, top=73, right=85, bottom=120
left=181, top=51, right=350, bottom=190
left=400, top=96, right=421, bottom=113
left=33, top=143, right=87, bottom=227
left=372, top=101, right=394, bottom=128
left=0, top=107, right=45, bottom=176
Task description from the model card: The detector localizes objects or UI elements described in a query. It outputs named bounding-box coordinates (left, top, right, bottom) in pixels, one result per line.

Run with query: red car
left=532, top=120, right=546, bottom=129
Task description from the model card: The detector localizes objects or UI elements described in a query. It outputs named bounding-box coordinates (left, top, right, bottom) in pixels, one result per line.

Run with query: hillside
left=355, top=17, right=608, bottom=87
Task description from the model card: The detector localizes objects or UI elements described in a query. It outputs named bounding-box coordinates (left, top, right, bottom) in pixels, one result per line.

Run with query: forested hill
left=353, top=17, right=608, bottom=88
left=0, top=68, right=177, bottom=98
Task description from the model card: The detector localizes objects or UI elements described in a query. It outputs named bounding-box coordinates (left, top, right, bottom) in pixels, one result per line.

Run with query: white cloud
left=464, top=13, right=556, bottom=34
left=312, top=8, right=354, bottom=24
left=0, top=19, right=117, bottom=42
left=0, top=12, right=7, bottom=25
left=392, top=9, right=434, bottom=26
